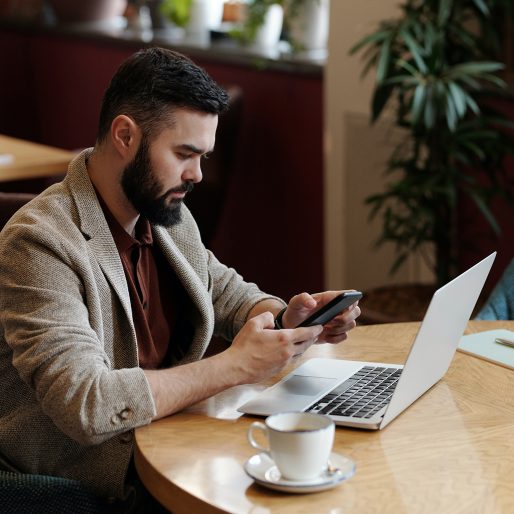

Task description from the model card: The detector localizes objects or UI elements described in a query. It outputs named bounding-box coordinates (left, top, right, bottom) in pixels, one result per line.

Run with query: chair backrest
left=0, top=470, right=108, bottom=514
left=185, top=85, right=243, bottom=246
left=0, top=192, right=36, bottom=231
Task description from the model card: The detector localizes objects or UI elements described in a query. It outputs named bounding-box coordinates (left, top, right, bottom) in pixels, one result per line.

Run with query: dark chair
left=0, top=470, right=109, bottom=514
left=186, top=85, right=243, bottom=246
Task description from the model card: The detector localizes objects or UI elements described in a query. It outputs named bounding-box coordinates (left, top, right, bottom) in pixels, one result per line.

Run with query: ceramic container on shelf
left=207, top=0, right=224, bottom=29
left=184, top=0, right=210, bottom=46
left=252, top=3, right=283, bottom=50
left=288, top=0, right=329, bottom=51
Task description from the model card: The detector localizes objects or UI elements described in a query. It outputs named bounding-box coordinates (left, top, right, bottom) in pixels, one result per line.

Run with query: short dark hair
left=97, top=47, right=229, bottom=142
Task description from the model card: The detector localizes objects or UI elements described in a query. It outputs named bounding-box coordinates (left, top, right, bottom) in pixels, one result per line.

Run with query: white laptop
left=238, top=252, right=496, bottom=430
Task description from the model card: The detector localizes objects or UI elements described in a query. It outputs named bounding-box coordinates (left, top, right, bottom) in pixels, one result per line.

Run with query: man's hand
left=281, top=291, right=361, bottom=344
left=224, top=311, right=323, bottom=384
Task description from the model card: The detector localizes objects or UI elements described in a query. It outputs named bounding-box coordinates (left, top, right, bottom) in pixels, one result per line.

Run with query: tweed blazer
left=0, top=149, right=281, bottom=498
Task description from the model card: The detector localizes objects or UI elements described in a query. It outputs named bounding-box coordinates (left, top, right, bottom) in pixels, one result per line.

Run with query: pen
left=494, top=337, right=514, bottom=348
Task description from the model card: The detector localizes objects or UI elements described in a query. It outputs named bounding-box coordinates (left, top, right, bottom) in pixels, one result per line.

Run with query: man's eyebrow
left=178, top=143, right=212, bottom=156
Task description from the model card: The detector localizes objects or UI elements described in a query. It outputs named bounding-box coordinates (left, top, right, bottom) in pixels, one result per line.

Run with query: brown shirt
left=98, top=195, right=181, bottom=369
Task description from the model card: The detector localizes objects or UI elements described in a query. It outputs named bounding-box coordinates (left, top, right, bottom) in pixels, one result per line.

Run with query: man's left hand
left=281, top=291, right=361, bottom=344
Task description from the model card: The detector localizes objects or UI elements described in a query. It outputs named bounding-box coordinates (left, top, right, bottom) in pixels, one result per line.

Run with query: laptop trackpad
left=238, top=375, right=338, bottom=416
left=282, top=375, right=336, bottom=396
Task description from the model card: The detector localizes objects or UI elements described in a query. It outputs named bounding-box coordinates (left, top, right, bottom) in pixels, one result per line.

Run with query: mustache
left=171, top=182, right=194, bottom=194
left=160, top=181, right=195, bottom=200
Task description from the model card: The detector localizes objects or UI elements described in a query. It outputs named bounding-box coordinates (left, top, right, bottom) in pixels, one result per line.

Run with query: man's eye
left=178, top=153, right=192, bottom=160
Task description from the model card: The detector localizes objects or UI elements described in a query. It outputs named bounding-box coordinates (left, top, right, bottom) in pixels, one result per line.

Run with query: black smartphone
left=296, top=291, right=363, bottom=328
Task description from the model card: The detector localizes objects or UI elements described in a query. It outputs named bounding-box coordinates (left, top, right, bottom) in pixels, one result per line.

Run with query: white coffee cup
left=247, top=411, right=335, bottom=481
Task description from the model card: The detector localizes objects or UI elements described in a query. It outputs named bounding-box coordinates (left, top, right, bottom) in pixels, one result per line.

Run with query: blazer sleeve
left=206, top=249, right=286, bottom=341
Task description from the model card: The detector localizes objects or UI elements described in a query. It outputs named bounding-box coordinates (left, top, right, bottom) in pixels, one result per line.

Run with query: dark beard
left=121, top=137, right=194, bottom=227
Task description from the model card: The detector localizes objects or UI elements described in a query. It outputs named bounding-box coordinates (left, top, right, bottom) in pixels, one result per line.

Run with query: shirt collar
left=94, top=187, right=153, bottom=252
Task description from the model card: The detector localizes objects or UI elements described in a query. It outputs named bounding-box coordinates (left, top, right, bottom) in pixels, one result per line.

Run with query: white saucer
left=244, top=452, right=356, bottom=493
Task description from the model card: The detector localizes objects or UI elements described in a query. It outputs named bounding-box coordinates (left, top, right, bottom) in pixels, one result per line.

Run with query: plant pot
left=48, top=0, right=127, bottom=23
left=288, top=0, right=329, bottom=51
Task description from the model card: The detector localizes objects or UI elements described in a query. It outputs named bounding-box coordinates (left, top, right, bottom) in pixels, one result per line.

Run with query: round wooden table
left=135, top=321, right=514, bottom=513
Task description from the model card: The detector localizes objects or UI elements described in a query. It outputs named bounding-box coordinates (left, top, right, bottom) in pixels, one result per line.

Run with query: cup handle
left=247, top=421, right=269, bottom=454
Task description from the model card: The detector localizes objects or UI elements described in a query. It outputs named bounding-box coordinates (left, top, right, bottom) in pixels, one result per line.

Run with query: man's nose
left=183, top=159, right=203, bottom=183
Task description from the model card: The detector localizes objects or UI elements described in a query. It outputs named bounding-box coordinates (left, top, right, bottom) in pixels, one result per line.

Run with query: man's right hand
left=222, top=311, right=323, bottom=385
left=145, top=311, right=322, bottom=420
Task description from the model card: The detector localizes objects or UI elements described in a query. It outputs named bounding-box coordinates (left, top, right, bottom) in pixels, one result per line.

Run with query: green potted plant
left=160, top=0, right=192, bottom=27
left=351, top=0, right=514, bottom=287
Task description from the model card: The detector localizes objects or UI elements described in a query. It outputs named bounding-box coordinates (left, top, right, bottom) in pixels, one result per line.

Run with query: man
left=0, top=47, right=360, bottom=507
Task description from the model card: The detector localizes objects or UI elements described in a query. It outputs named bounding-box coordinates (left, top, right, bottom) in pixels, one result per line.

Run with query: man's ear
left=110, top=115, right=140, bottom=158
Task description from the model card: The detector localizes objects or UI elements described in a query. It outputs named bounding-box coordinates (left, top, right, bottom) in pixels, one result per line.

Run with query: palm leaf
left=438, top=0, right=453, bottom=25
left=411, top=83, right=427, bottom=123
left=371, top=85, right=395, bottom=121
left=349, top=29, right=392, bottom=55
left=400, top=27, right=428, bottom=73
left=450, top=61, right=505, bottom=76
left=470, top=0, right=490, bottom=16
left=377, top=35, right=393, bottom=82
left=447, top=82, right=467, bottom=117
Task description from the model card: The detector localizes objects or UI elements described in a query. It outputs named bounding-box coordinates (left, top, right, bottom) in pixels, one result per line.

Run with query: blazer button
left=120, top=408, right=132, bottom=420
left=110, top=414, right=120, bottom=425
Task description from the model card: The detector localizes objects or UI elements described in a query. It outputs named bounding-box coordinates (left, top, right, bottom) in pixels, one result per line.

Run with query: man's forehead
left=161, top=110, right=217, bottom=145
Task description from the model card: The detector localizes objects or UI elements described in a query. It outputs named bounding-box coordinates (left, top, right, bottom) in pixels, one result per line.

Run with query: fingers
left=248, top=310, right=276, bottom=330
left=285, top=324, right=323, bottom=344
left=318, top=304, right=360, bottom=344
left=271, top=324, right=323, bottom=359
left=292, top=338, right=316, bottom=357
left=282, top=292, right=317, bottom=329
left=291, top=325, right=323, bottom=355
left=321, top=327, right=351, bottom=344
left=283, top=290, right=360, bottom=330
left=288, top=292, right=318, bottom=310
left=228, top=315, right=323, bottom=384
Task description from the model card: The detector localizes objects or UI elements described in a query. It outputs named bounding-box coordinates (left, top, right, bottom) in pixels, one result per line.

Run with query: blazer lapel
left=153, top=226, right=211, bottom=317
left=66, top=152, right=133, bottom=326
left=87, top=232, right=133, bottom=322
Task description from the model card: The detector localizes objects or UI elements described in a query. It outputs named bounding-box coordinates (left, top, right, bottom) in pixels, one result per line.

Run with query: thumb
left=283, top=293, right=318, bottom=327
left=289, top=292, right=318, bottom=312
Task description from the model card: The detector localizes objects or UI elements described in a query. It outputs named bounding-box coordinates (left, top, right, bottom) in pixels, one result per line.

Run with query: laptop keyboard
left=307, top=366, right=402, bottom=419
